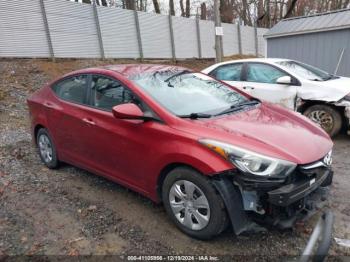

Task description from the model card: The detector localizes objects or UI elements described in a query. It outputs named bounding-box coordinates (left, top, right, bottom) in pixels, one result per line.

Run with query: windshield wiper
left=215, top=99, right=260, bottom=116
left=310, top=74, right=338, bottom=81
left=322, top=74, right=339, bottom=81
left=164, top=70, right=191, bottom=82
left=178, top=113, right=212, bottom=119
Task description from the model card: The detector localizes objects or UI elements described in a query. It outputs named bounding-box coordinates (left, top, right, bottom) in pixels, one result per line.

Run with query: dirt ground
left=0, top=58, right=349, bottom=260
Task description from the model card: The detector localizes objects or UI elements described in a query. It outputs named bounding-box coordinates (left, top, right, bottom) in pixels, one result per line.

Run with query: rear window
left=53, top=75, right=88, bottom=104
left=210, top=63, right=243, bottom=81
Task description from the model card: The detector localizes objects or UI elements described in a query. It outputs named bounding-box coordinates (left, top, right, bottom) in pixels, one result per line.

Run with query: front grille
left=298, top=157, right=331, bottom=178
left=285, top=161, right=329, bottom=185
left=298, top=166, right=329, bottom=177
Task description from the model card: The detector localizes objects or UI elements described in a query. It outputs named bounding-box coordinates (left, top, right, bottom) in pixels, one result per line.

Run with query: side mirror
left=112, top=103, right=144, bottom=120
left=276, top=76, right=292, bottom=85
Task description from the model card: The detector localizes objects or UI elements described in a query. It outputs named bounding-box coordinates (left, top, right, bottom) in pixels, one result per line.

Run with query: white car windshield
left=130, top=70, right=249, bottom=117
left=277, top=60, right=337, bottom=81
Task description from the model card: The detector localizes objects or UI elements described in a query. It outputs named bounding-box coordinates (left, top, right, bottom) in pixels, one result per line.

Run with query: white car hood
left=299, top=76, right=350, bottom=102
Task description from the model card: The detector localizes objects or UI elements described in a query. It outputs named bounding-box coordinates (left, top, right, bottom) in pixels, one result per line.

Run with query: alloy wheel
left=307, top=110, right=334, bottom=134
left=38, top=134, right=53, bottom=163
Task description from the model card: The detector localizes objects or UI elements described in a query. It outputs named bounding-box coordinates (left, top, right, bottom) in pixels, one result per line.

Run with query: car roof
left=212, top=58, right=292, bottom=66
left=200, top=58, right=294, bottom=73
left=67, top=64, right=190, bottom=79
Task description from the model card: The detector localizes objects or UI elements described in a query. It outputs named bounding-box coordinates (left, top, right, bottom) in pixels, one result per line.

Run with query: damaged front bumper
left=268, top=168, right=331, bottom=207
left=212, top=165, right=333, bottom=235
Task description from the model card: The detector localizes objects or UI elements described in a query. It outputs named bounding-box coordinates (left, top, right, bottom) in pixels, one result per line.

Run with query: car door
left=243, top=62, right=298, bottom=110
left=47, top=74, right=95, bottom=166
left=208, top=63, right=244, bottom=90
left=79, top=74, right=163, bottom=190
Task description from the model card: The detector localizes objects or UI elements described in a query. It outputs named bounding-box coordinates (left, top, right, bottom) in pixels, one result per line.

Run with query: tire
left=162, top=167, right=229, bottom=240
left=36, top=128, right=59, bottom=169
left=304, top=104, right=342, bottom=137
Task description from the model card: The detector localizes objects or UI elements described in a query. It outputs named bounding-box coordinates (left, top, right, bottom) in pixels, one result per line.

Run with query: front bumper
left=212, top=166, right=333, bottom=234
left=268, top=169, right=332, bottom=207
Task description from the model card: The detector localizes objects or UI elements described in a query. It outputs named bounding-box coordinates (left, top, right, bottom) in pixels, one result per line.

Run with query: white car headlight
left=199, top=139, right=296, bottom=177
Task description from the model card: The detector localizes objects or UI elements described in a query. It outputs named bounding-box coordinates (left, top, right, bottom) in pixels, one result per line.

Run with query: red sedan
left=27, top=64, right=333, bottom=239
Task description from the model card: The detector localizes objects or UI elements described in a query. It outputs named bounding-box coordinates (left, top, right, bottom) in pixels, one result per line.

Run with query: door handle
left=243, top=86, right=255, bottom=90
left=82, top=118, right=96, bottom=126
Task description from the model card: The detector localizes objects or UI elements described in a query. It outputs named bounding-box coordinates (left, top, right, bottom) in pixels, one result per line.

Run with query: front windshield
left=130, top=71, right=248, bottom=116
left=277, top=60, right=335, bottom=81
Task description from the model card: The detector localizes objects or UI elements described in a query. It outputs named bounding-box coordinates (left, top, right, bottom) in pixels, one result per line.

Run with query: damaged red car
left=27, top=65, right=333, bottom=240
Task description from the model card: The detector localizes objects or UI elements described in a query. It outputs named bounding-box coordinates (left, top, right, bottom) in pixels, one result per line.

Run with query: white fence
left=0, top=0, right=268, bottom=59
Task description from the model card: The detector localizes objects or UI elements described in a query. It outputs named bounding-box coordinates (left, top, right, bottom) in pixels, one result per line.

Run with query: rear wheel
left=162, top=167, right=228, bottom=240
left=36, top=128, right=59, bottom=169
left=304, top=104, right=342, bottom=137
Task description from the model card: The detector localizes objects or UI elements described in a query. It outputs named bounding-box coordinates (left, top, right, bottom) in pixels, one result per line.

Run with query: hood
left=299, top=76, right=350, bottom=102
left=181, top=104, right=333, bottom=165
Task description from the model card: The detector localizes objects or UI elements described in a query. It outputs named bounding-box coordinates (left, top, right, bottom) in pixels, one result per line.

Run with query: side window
left=247, top=63, right=287, bottom=84
left=91, top=75, right=136, bottom=111
left=210, top=64, right=242, bottom=81
left=53, top=75, right=87, bottom=104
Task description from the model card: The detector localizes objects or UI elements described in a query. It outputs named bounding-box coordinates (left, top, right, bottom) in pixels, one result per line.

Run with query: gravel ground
left=0, top=59, right=349, bottom=260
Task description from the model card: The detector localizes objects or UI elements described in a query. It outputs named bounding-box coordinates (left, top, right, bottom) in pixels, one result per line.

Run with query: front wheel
left=162, top=167, right=229, bottom=240
left=304, top=105, right=342, bottom=137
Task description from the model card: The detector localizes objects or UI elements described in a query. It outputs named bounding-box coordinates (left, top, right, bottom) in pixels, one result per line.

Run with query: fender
left=211, top=175, right=254, bottom=235
left=154, top=151, right=233, bottom=178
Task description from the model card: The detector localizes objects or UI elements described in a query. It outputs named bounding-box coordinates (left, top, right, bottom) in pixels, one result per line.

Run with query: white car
left=202, top=58, right=350, bottom=137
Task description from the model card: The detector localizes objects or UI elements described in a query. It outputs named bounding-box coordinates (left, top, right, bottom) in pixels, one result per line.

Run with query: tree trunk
left=241, top=0, right=252, bottom=26
left=185, top=0, right=190, bottom=17
left=220, top=0, right=234, bottom=23
left=152, top=0, right=160, bottom=14
left=273, top=0, right=278, bottom=25
left=125, top=0, right=132, bottom=9
left=180, top=0, right=185, bottom=17
left=279, top=0, right=286, bottom=21
left=264, top=0, right=270, bottom=27
left=169, top=0, right=175, bottom=15
left=284, top=0, right=298, bottom=18
left=200, top=2, right=207, bottom=20
left=257, top=0, right=265, bottom=27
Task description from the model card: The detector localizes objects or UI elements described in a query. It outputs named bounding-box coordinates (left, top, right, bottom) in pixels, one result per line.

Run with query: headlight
left=199, top=139, right=296, bottom=177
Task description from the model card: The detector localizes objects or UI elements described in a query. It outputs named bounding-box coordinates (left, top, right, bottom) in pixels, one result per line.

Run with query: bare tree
left=78, top=0, right=350, bottom=27
left=169, top=0, right=175, bottom=15
left=180, top=0, right=185, bottom=16
left=124, top=0, right=135, bottom=9
left=200, top=2, right=207, bottom=19
left=220, top=0, right=233, bottom=23
left=284, top=0, right=298, bottom=18
left=152, top=0, right=160, bottom=13
left=185, top=0, right=190, bottom=17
